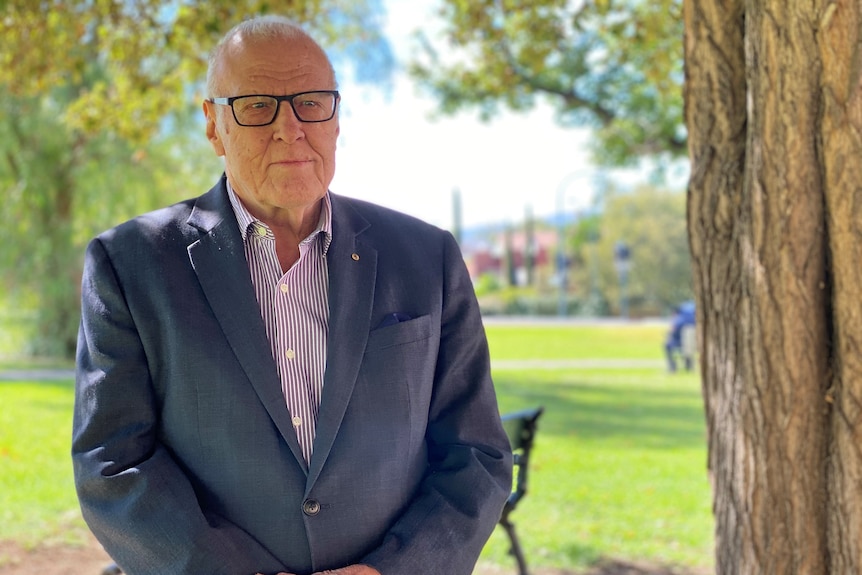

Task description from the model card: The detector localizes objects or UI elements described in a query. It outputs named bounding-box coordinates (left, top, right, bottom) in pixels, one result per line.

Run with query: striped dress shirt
left=227, top=183, right=332, bottom=465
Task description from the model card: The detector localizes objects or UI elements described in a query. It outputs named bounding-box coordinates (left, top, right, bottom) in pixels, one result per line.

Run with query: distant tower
left=524, top=204, right=535, bottom=286
left=504, top=223, right=516, bottom=287
left=451, top=187, right=463, bottom=245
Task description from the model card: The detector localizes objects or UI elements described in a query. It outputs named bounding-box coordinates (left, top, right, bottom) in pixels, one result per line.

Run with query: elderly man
left=72, top=15, right=512, bottom=575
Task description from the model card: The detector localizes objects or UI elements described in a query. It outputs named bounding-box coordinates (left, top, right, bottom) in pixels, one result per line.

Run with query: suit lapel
left=307, top=194, right=377, bottom=487
left=185, top=180, right=308, bottom=470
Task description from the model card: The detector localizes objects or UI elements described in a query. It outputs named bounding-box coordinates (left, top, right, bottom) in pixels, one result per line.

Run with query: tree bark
left=684, top=1, right=752, bottom=570
left=684, top=0, right=856, bottom=571
left=819, top=1, right=862, bottom=572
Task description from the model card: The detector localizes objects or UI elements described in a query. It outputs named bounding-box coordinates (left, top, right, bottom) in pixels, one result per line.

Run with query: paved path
left=0, top=358, right=666, bottom=381
left=492, top=358, right=665, bottom=370
left=0, top=368, right=74, bottom=381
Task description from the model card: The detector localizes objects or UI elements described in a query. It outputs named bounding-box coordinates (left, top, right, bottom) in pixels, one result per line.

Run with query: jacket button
left=302, top=499, right=321, bottom=516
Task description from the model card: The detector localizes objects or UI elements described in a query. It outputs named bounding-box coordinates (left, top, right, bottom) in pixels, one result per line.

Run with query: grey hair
left=205, top=15, right=336, bottom=97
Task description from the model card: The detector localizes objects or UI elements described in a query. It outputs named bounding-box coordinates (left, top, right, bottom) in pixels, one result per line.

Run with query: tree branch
left=495, top=37, right=617, bottom=125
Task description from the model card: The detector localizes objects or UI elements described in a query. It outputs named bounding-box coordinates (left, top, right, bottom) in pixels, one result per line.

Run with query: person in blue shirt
left=665, top=300, right=696, bottom=372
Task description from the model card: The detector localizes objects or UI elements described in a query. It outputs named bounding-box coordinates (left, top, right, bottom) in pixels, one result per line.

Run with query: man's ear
left=203, top=100, right=226, bottom=157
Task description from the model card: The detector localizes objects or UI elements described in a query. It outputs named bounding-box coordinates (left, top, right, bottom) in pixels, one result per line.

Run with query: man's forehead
left=225, top=31, right=313, bottom=57
left=225, top=39, right=331, bottom=81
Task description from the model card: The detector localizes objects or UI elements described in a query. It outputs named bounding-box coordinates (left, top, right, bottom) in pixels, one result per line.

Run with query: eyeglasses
left=208, top=90, right=340, bottom=126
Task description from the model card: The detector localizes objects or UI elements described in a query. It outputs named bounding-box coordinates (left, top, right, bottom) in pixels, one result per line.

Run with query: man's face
left=204, top=34, right=339, bottom=222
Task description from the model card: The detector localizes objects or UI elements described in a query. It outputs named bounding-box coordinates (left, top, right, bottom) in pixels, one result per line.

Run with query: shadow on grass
left=580, top=557, right=711, bottom=575
left=3, top=371, right=706, bottom=450
left=493, top=371, right=705, bottom=450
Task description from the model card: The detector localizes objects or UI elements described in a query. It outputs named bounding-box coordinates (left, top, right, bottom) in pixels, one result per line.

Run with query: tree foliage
left=409, top=0, right=685, bottom=166
left=0, top=0, right=390, bottom=357
left=0, top=91, right=222, bottom=355
left=0, top=0, right=390, bottom=142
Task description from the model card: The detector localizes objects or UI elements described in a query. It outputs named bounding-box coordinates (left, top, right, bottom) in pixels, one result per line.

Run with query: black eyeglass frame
left=208, top=90, right=340, bottom=126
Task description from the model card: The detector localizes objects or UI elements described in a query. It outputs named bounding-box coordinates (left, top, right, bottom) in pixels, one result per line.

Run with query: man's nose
left=272, top=101, right=305, bottom=138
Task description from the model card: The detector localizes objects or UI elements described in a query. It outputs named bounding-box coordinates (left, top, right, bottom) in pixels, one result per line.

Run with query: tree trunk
left=819, top=1, right=862, bottom=571
left=683, top=0, right=862, bottom=571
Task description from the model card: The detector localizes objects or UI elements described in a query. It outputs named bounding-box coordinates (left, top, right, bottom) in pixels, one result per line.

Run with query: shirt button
left=302, top=499, right=321, bottom=516
left=286, top=349, right=296, bottom=360
left=279, top=284, right=289, bottom=294
left=292, top=416, right=302, bottom=427
left=253, top=223, right=267, bottom=237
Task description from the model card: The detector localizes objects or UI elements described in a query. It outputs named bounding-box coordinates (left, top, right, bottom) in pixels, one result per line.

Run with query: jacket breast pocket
left=365, top=314, right=433, bottom=353
left=353, top=313, right=437, bottom=458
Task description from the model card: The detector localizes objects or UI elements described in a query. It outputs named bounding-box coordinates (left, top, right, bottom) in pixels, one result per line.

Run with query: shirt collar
left=226, top=180, right=333, bottom=255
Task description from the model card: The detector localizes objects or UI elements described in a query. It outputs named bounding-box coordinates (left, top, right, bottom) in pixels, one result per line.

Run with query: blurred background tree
left=408, top=0, right=684, bottom=167
left=586, top=185, right=690, bottom=315
left=410, top=0, right=691, bottom=319
left=0, top=0, right=691, bottom=356
left=0, top=0, right=391, bottom=357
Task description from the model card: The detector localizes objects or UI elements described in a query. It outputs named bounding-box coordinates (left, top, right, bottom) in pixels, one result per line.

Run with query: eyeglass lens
left=232, top=93, right=336, bottom=125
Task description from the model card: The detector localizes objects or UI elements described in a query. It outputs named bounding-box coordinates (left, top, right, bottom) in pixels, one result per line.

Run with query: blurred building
left=461, top=228, right=557, bottom=288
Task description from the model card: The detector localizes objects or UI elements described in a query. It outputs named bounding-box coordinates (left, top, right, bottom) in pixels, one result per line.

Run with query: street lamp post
left=613, top=241, right=631, bottom=319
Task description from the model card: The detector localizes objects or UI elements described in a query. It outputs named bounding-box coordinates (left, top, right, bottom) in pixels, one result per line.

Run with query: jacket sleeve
left=360, top=232, right=514, bottom=575
left=72, top=237, right=284, bottom=575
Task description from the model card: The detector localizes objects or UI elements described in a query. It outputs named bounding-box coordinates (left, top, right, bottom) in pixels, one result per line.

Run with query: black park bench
left=100, top=407, right=546, bottom=575
left=498, top=406, right=545, bottom=575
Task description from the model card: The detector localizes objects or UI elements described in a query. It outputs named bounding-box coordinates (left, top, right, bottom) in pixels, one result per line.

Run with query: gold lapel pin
left=351, top=253, right=360, bottom=261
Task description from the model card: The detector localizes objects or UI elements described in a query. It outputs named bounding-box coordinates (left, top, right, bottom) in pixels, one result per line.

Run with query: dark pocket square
left=377, top=312, right=413, bottom=329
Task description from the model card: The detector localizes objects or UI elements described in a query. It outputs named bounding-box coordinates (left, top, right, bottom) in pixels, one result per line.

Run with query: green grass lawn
left=0, top=322, right=713, bottom=571
left=480, top=323, right=713, bottom=572
left=0, top=379, right=89, bottom=547
left=486, top=322, right=669, bottom=360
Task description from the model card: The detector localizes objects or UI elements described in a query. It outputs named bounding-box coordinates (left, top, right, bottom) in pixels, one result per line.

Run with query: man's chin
left=268, top=183, right=326, bottom=207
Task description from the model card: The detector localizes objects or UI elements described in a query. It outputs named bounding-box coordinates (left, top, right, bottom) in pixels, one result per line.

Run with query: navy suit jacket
left=72, top=177, right=512, bottom=575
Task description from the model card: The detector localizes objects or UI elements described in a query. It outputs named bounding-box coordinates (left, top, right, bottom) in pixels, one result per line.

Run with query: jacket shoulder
left=96, top=176, right=229, bottom=247
left=94, top=198, right=197, bottom=250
